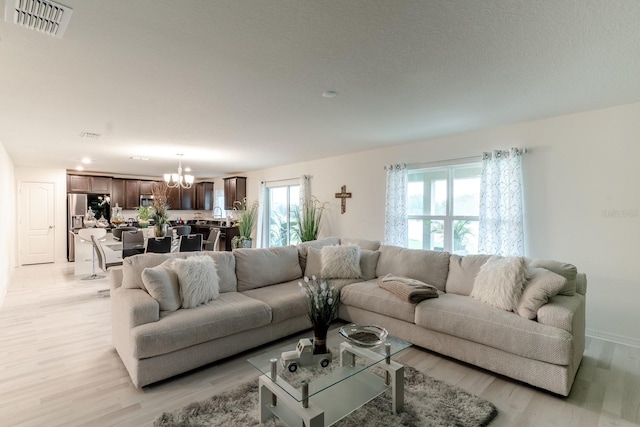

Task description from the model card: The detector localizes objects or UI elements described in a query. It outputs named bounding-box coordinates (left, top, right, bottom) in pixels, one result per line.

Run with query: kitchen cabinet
left=111, top=179, right=125, bottom=208
left=67, top=174, right=112, bottom=194
left=124, top=180, right=140, bottom=209
left=180, top=185, right=197, bottom=210
left=139, top=180, right=156, bottom=195
left=196, top=182, right=214, bottom=211
left=224, top=176, right=246, bottom=210
left=90, top=176, right=112, bottom=194
left=166, top=186, right=181, bottom=211
left=68, top=175, right=91, bottom=193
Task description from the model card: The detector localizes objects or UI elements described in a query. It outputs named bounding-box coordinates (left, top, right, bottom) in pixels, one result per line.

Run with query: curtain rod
left=386, top=148, right=527, bottom=170
left=260, top=177, right=299, bottom=184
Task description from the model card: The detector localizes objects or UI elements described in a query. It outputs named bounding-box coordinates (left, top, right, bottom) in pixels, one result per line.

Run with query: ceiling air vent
left=5, top=0, right=73, bottom=39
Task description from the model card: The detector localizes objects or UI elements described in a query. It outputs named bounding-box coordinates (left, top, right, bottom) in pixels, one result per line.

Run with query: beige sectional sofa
left=110, top=237, right=586, bottom=396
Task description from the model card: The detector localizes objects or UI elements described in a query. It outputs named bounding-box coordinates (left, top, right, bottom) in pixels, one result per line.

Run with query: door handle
left=49, top=225, right=54, bottom=229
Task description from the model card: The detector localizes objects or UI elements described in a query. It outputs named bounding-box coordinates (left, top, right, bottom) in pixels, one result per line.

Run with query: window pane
left=289, top=186, right=300, bottom=245
left=452, top=219, right=478, bottom=255
left=408, top=169, right=447, bottom=216
left=268, top=187, right=288, bottom=247
left=408, top=218, right=444, bottom=251
left=452, top=165, right=481, bottom=216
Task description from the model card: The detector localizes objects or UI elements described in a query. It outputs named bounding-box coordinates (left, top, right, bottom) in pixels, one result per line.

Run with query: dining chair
left=112, top=226, right=137, bottom=241
left=179, top=234, right=203, bottom=252
left=91, top=235, right=122, bottom=297
left=203, top=227, right=221, bottom=251
left=122, top=229, right=145, bottom=258
left=146, top=236, right=172, bottom=254
left=172, top=225, right=191, bottom=238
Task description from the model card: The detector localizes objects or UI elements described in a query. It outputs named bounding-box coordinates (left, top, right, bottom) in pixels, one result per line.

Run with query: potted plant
left=293, top=196, right=325, bottom=242
left=231, top=198, right=259, bottom=249
left=136, top=205, right=151, bottom=228
left=151, top=183, right=171, bottom=237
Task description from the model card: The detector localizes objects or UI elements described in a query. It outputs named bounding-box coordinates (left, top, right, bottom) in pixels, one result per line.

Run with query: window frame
left=407, top=162, right=481, bottom=254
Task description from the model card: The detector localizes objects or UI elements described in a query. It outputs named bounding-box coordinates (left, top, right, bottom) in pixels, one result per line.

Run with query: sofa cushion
left=517, top=267, right=567, bottom=319
left=320, top=245, right=362, bottom=279
left=341, top=280, right=417, bottom=323
left=235, top=246, right=303, bottom=291
left=376, top=245, right=450, bottom=292
left=305, top=247, right=379, bottom=280
left=141, top=259, right=181, bottom=312
left=131, top=292, right=272, bottom=359
left=121, top=251, right=237, bottom=293
left=446, top=254, right=493, bottom=296
left=174, top=255, right=220, bottom=309
left=414, top=293, right=573, bottom=365
left=470, top=256, right=526, bottom=312
left=297, top=237, right=341, bottom=272
left=242, top=280, right=307, bottom=324
left=340, top=237, right=382, bottom=251
left=527, top=258, right=577, bottom=296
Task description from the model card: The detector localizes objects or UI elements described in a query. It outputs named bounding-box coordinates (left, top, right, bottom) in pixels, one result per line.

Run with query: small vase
left=312, top=324, right=329, bottom=354
left=154, top=223, right=169, bottom=237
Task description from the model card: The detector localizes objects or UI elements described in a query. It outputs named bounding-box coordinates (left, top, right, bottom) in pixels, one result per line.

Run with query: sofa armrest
left=110, top=266, right=124, bottom=290
left=536, top=293, right=585, bottom=333
left=111, top=287, right=159, bottom=329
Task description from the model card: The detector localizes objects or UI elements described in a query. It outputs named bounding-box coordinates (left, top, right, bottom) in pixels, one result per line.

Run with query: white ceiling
left=1, top=0, right=640, bottom=179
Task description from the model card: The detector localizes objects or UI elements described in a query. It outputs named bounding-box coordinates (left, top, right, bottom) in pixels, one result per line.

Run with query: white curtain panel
left=384, top=164, right=408, bottom=247
left=479, top=148, right=525, bottom=256
left=300, top=174, right=311, bottom=203
left=255, top=181, right=267, bottom=248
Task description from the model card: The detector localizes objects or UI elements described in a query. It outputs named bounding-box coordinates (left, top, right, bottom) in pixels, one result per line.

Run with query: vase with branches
left=232, top=198, right=259, bottom=248
left=293, top=196, right=325, bottom=242
left=151, top=183, right=171, bottom=237
left=298, top=276, right=340, bottom=354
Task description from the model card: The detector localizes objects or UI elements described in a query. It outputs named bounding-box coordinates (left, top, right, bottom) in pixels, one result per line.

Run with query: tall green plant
left=293, top=197, right=325, bottom=242
left=233, top=198, right=259, bottom=239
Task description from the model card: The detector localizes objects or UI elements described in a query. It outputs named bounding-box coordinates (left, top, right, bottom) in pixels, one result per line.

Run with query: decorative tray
left=338, top=324, right=388, bottom=347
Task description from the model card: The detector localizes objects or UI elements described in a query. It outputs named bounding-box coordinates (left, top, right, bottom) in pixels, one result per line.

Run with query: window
left=407, top=163, right=481, bottom=255
left=265, top=183, right=300, bottom=247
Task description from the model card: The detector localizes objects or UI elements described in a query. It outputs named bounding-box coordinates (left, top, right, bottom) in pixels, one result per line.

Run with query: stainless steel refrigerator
left=67, top=194, right=88, bottom=261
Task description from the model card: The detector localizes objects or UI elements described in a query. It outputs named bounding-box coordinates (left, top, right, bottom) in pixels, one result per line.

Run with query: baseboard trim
left=586, top=329, right=640, bottom=349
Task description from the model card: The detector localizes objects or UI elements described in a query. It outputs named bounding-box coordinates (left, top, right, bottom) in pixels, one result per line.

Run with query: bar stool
left=78, top=228, right=107, bottom=280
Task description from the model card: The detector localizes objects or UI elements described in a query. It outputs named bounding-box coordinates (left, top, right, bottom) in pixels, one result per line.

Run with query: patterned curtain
left=255, top=181, right=267, bottom=248
left=384, top=164, right=408, bottom=246
left=478, top=148, right=525, bottom=256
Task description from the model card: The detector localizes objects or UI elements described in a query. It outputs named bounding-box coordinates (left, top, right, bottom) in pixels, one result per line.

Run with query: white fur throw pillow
left=173, top=255, right=220, bottom=309
left=320, top=245, right=362, bottom=279
left=471, top=256, right=526, bottom=312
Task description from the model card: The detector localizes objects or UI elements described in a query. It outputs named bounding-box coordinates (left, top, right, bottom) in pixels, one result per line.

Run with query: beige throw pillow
left=141, top=259, right=181, bottom=312
left=527, top=259, right=577, bottom=296
left=517, top=267, right=567, bottom=319
left=320, top=245, right=362, bottom=279
left=173, top=255, right=220, bottom=309
left=471, top=256, right=526, bottom=312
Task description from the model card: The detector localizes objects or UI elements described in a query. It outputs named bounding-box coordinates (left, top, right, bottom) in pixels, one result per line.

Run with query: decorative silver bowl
left=338, top=324, right=388, bottom=347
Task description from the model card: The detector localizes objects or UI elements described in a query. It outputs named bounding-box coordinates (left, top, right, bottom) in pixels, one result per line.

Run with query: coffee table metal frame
left=252, top=337, right=408, bottom=427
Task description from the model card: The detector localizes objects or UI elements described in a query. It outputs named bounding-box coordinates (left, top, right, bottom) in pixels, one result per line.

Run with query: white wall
left=241, top=102, right=640, bottom=348
left=15, top=166, right=68, bottom=263
left=0, top=141, right=16, bottom=306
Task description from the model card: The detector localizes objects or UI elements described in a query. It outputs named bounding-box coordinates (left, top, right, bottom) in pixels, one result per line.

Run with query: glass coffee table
left=247, top=327, right=411, bottom=427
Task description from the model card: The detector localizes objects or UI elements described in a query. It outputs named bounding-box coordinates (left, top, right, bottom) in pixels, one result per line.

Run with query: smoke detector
left=5, top=0, right=73, bottom=39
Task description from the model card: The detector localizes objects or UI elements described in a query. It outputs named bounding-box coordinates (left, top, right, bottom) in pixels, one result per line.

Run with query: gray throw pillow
left=527, top=259, right=577, bottom=296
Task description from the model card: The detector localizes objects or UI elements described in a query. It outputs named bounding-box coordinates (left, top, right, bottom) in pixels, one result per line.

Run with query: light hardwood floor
left=1, top=262, right=639, bottom=427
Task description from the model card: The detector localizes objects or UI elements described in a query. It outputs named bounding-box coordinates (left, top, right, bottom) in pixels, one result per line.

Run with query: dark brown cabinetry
left=67, top=175, right=112, bottom=194
left=180, top=185, right=197, bottom=210
left=124, top=180, right=141, bottom=209
left=196, top=182, right=214, bottom=211
left=90, top=176, right=112, bottom=194
left=223, top=176, right=246, bottom=210
left=139, top=180, right=156, bottom=195
left=111, top=179, right=125, bottom=207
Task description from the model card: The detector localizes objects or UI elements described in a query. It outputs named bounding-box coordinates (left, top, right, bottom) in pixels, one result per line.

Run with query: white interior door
left=20, top=182, right=55, bottom=265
